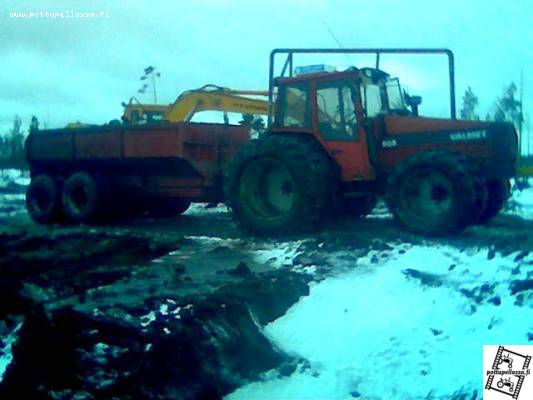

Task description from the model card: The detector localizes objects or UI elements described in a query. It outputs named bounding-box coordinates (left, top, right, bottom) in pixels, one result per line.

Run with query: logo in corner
left=484, top=345, right=532, bottom=399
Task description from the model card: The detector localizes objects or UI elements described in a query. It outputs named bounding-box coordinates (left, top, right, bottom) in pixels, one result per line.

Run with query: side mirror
left=405, top=94, right=422, bottom=116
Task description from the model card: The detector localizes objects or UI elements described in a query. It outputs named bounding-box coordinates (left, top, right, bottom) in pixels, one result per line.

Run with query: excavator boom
left=122, top=85, right=269, bottom=124
left=163, top=85, right=269, bottom=122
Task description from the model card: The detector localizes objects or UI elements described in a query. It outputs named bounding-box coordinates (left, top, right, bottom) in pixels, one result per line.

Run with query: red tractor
left=224, top=48, right=518, bottom=235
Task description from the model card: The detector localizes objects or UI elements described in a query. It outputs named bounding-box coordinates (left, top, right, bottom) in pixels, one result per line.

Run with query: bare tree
left=460, top=87, right=479, bottom=120
left=488, top=83, right=523, bottom=133
left=239, top=113, right=266, bottom=138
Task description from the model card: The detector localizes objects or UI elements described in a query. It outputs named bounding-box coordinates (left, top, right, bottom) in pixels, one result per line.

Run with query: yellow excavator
left=121, top=99, right=170, bottom=124
left=122, top=84, right=269, bottom=124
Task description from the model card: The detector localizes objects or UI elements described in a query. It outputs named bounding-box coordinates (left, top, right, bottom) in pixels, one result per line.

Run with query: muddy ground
left=0, top=176, right=532, bottom=399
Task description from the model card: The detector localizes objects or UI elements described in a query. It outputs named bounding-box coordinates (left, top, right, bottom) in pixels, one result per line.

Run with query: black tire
left=476, top=178, right=510, bottom=223
left=385, top=151, right=478, bottom=235
left=144, top=198, right=191, bottom=218
left=26, top=174, right=61, bottom=224
left=224, top=135, right=334, bottom=235
left=340, top=196, right=378, bottom=218
left=62, top=172, right=109, bottom=223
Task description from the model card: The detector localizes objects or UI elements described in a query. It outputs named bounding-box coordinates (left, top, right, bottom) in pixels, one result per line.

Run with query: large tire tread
left=26, top=174, right=62, bottom=224
left=224, top=134, right=335, bottom=235
left=476, top=179, right=510, bottom=223
left=61, top=172, right=110, bottom=224
left=385, top=150, right=478, bottom=235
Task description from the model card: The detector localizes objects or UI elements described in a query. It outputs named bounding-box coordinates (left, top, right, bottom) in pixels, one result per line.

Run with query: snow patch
left=507, top=185, right=533, bottom=219
left=0, top=169, right=30, bottom=188
left=184, top=203, right=228, bottom=216
left=227, top=244, right=532, bottom=399
left=252, top=241, right=305, bottom=269
left=0, top=322, right=23, bottom=383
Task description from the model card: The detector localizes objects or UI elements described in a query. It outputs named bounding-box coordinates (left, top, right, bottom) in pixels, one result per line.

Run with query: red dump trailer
left=25, top=122, right=250, bottom=224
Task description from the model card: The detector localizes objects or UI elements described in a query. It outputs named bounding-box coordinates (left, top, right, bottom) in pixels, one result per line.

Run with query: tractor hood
left=379, top=115, right=518, bottom=178
left=383, top=115, right=492, bottom=135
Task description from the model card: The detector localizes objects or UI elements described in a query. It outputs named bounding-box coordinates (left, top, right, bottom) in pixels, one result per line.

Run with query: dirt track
left=0, top=186, right=532, bottom=399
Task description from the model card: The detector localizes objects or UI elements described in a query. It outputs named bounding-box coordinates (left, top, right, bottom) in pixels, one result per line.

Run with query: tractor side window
left=316, top=81, right=358, bottom=141
left=361, top=84, right=382, bottom=118
left=278, top=83, right=310, bottom=128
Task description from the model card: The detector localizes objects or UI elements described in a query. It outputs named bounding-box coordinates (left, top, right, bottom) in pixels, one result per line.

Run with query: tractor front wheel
left=477, top=178, right=510, bottom=223
left=386, top=152, right=478, bottom=235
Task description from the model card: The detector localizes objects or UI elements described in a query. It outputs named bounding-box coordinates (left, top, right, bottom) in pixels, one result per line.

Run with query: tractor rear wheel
left=26, top=174, right=62, bottom=224
left=477, top=178, right=510, bottom=223
left=224, top=135, right=334, bottom=235
left=385, top=151, right=478, bottom=235
left=62, top=172, right=109, bottom=223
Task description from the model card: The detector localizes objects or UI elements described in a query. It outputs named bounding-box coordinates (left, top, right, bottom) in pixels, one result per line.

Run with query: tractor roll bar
left=268, top=48, right=456, bottom=123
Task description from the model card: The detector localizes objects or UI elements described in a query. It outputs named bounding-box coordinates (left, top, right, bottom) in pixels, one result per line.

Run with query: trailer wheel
left=340, top=196, right=378, bottom=218
left=385, top=151, right=478, bottom=235
left=144, top=198, right=191, bottom=218
left=477, top=179, right=510, bottom=223
left=26, top=174, right=61, bottom=224
left=62, top=172, right=109, bottom=223
left=224, top=135, right=334, bottom=235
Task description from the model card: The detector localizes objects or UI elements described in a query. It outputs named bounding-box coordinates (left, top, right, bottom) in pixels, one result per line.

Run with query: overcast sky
left=1, top=0, right=531, bottom=137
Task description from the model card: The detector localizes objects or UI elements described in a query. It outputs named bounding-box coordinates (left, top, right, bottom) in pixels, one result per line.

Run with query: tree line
left=460, top=83, right=527, bottom=155
left=0, top=83, right=527, bottom=166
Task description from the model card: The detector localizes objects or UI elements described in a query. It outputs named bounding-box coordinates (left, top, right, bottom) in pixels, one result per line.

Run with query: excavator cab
left=121, top=97, right=170, bottom=124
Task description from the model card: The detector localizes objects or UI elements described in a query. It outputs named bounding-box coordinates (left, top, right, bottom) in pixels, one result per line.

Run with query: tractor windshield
left=360, top=74, right=408, bottom=117
left=385, top=77, right=407, bottom=112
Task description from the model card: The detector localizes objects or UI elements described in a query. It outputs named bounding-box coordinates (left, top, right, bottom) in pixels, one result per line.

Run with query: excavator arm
left=163, top=85, right=269, bottom=122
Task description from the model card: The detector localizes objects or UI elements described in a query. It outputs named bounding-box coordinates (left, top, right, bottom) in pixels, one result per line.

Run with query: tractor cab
left=271, top=65, right=418, bottom=181
left=272, top=65, right=416, bottom=131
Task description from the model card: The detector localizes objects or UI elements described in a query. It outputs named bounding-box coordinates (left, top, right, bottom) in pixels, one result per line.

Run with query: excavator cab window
left=130, top=110, right=140, bottom=124
left=276, top=82, right=310, bottom=128
left=316, top=80, right=358, bottom=141
left=145, top=111, right=164, bottom=123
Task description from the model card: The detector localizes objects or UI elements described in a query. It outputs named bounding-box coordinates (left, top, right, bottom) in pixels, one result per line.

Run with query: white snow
left=0, top=169, right=29, bottom=188
left=0, top=322, right=22, bottom=382
left=185, top=203, right=228, bottom=216
left=252, top=241, right=305, bottom=269
left=227, top=245, right=532, bottom=400
left=0, top=169, right=28, bottom=217
left=366, top=201, right=392, bottom=220
left=507, top=185, right=533, bottom=219
left=180, top=235, right=243, bottom=247
left=139, top=311, right=156, bottom=327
